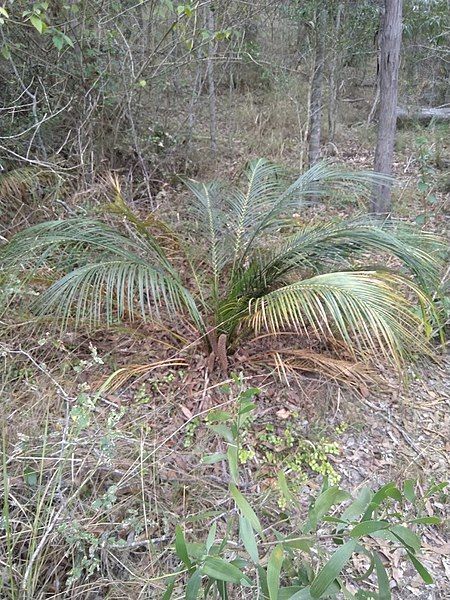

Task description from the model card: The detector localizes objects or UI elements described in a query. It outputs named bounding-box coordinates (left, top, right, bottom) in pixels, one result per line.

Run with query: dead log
left=397, top=106, right=450, bottom=126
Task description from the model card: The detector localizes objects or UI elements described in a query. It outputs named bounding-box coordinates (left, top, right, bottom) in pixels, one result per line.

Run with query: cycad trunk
left=371, top=0, right=403, bottom=215
left=308, top=6, right=326, bottom=167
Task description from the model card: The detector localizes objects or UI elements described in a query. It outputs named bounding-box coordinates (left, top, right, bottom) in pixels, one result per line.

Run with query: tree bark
left=308, top=6, right=326, bottom=167
left=205, top=4, right=218, bottom=155
left=328, top=2, right=343, bottom=144
left=371, top=0, right=403, bottom=215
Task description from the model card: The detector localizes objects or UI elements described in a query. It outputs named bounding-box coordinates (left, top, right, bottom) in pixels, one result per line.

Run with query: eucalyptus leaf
left=209, top=424, right=235, bottom=443
left=341, top=487, right=372, bottom=523
left=230, top=484, right=262, bottom=533
left=310, top=540, right=357, bottom=598
left=267, top=545, right=284, bottom=600
left=278, top=471, right=296, bottom=505
left=282, top=587, right=313, bottom=599
left=282, top=536, right=314, bottom=552
left=206, top=522, right=217, bottom=553
left=406, top=551, right=433, bottom=584
left=390, top=525, right=421, bottom=554
left=374, top=552, right=391, bottom=600
left=362, top=483, right=402, bottom=520
left=227, top=445, right=239, bottom=484
left=409, top=516, right=440, bottom=525
left=186, top=570, right=202, bottom=600
left=175, top=525, right=191, bottom=569
left=305, top=487, right=350, bottom=532
left=349, top=520, right=390, bottom=538
left=202, top=556, right=251, bottom=585
left=239, top=516, right=259, bottom=563
left=403, top=479, right=416, bottom=503
left=162, top=574, right=177, bottom=600
left=202, top=453, right=227, bottom=464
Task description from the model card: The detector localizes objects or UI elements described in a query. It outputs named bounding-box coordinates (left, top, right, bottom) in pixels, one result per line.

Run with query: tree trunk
left=371, top=0, right=403, bottom=215
left=67, top=0, right=83, bottom=59
left=205, top=5, right=218, bottom=155
left=328, top=2, right=343, bottom=144
left=308, top=6, right=326, bottom=167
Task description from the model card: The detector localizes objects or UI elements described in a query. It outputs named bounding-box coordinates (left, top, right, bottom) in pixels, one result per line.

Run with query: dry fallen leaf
left=180, top=405, right=193, bottom=419
left=276, top=408, right=291, bottom=419
left=443, top=558, right=450, bottom=579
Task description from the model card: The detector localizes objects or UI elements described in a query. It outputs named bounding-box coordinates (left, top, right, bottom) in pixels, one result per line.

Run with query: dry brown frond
left=248, top=348, right=375, bottom=390
left=98, top=357, right=188, bottom=393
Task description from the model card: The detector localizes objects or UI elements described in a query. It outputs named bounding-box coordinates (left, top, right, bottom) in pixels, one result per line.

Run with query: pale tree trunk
left=368, top=14, right=382, bottom=125
left=308, top=6, right=326, bottom=166
left=328, top=2, right=343, bottom=144
left=367, top=81, right=380, bottom=124
left=139, top=2, right=153, bottom=61
left=371, top=0, right=403, bottom=214
left=188, top=53, right=204, bottom=136
left=205, top=4, right=218, bottom=155
left=67, top=0, right=82, bottom=59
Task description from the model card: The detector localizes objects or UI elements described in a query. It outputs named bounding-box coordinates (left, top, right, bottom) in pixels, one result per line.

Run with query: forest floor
left=1, top=117, right=449, bottom=598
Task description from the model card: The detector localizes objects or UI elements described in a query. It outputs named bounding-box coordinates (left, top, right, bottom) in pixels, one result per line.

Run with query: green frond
left=227, top=158, right=285, bottom=273
left=0, top=218, right=174, bottom=273
left=260, top=218, right=445, bottom=290
left=282, top=160, right=392, bottom=202
left=239, top=161, right=393, bottom=261
left=248, top=271, right=433, bottom=365
left=182, top=160, right=394, bottom=275
left=33, top=260, right=200, bottom=330
left=183, top=179, right=228, bottom=294
left=1, top=217, right=204, bottom=332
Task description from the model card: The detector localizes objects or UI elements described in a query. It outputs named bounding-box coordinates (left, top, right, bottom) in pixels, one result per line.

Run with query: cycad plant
left=0, top=159, right=445, bottom=378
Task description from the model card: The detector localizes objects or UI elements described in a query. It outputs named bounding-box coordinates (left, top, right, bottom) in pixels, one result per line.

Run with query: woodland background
left=0, top=0, right=448, bottom=215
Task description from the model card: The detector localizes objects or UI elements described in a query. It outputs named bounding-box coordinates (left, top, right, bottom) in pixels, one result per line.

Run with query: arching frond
left=279, top=161, right=393, bottom=208
left=260, top=218, right=445, bottom=290
left=0, top=218, right=175, bottom=273
left=1, top=217, right=204, bottom=332
left=33, top=260, right=201, bottom=330
left=227, top=158, right=285, bottom=273
left=183, top=179, right=228, bottom=294
left=248, top=271, right=433, bottom=365
left=239, top=161, right=393, bottom=261
left=182, top=161, right=394, bottom=278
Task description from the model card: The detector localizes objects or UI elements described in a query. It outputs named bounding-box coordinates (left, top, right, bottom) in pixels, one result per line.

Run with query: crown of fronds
left=0, top=159, right=445, bottom=371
